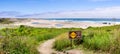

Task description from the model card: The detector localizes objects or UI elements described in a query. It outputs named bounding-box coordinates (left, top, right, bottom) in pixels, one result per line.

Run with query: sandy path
left=66, top=49, right=83, bottom=54
left=37, top=39, right=56, bottom=54
left=37, top=38, right=83, bottom=54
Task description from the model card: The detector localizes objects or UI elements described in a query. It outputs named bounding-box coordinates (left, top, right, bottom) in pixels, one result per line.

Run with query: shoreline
left=0, top=19, right=120, bottom=29
left=11, top=19, right=120, bottom=29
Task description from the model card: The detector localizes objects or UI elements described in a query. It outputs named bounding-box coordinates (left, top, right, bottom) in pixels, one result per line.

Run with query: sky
left=0, top=0, right=120, bottom=18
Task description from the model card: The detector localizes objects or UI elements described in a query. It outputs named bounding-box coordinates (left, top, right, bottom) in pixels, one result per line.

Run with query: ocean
left=43, top=18, right=120, bottom=22
left=39, top=18, right=120, bottom=23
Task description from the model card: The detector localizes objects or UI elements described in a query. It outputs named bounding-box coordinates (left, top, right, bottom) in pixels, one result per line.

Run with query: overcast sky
left=0, top=0, right=120, bottom=18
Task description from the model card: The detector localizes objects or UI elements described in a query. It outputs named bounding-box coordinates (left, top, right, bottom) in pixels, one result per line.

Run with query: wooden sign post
left=69, top=31, right=82, bottom=48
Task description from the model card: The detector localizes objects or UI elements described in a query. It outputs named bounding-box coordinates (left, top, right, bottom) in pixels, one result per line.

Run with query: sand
left=37, top=39, right=56, bottom=54
left=11, top=19, right=119, bottom=29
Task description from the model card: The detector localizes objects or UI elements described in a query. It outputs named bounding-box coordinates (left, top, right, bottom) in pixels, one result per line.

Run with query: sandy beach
left=9, top=19, right=118, bottom=29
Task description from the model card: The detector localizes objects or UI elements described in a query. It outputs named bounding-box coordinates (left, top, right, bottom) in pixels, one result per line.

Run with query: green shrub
left=83, top=30, right=112, bottom=51
left=54, top=25, right=120, bottom=54
left=0, top=25, right=72, bottom=54
left=83, top=26, right=120, bottom=54
left=54, top=33, right=71, bottom=51
left=0, top=36, right=39, bottom=54
left=0, top=18, right=13, bottom=24
left=54, top=39, right=71, bottom=51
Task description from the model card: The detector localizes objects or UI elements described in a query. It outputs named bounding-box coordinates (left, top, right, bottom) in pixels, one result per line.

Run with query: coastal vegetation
left=0, top=25, right=120, bottom=54
left=0, top=25, right=81, bottom=54
left=54, top=25, right=120, bottom=54
left=0, top=18, right=13, bottom=24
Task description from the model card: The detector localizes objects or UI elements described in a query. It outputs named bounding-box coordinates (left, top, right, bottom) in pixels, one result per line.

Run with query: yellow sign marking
left=70, top=32, right=77, bottom=39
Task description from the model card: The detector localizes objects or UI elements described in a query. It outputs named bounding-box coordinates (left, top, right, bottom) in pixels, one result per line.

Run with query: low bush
left=0, top=36, right=39, bottom=54
left=54, top=25, right=120, bottom=54
left=54, top=33, right=71, bottom=51
left=0, top=25, right=68, bottom=54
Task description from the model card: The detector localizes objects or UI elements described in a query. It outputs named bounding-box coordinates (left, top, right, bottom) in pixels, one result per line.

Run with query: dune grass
left=83, top=25, right=120, bottom=54
left=0, top=25, right=66, bottom=54
left=0, top=25, right=120, bottom=54
left=0, top=25, right=81, bottom=54
left=54, top=25, right=120, bottom=54
left=54, top=33, right=71, bottom=51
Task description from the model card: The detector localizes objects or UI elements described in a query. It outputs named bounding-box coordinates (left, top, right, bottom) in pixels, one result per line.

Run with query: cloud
left=1, top=6, right=120, bottom=18
left=0, top=11, right=21, bottom=18
left=16, top=6, right=120, bottom=18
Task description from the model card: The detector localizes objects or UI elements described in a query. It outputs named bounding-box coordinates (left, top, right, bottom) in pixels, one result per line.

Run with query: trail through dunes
left=37, top=39, right=56, bottom=54
left=37, top=33, right=83, bottom=54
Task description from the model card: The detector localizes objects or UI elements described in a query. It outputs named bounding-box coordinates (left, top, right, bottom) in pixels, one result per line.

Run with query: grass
left=0, top=25, right=82, bottom=54
left=0, top=25, right=120, bottom=54
left=83, top=26, right=120, bottom=54
left=0, top=36, right=39, bottom=54
left=0, top=25, right=64, bottom=54
left=54, top=33, right=71, bottom=51
left=54, top=25, right=120, bottom=54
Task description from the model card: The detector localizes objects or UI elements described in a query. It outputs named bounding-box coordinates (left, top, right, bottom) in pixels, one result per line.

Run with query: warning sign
left=70, top=32, right=77, bottom=39
left=69, top=31, right=81, bottom=39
